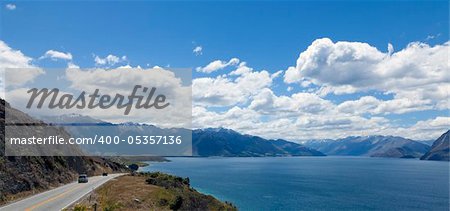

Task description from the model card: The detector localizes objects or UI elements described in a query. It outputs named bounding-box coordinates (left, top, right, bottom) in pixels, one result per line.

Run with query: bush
left=170, top=196, right=183, bottom=210
left=145, top=172, right=189, bottom=189
left=158, top=198, right=169, bottom=206
left=73, top=204, right=87, bottom=211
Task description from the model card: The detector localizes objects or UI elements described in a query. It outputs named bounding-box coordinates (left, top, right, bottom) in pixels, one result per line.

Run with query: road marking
left=60, top=174, right=124, bottom=210
left=0, top=174, right=123, bottom=211
left=24, top=184, right=84, bottom=211
left=24, top=177, right=104, bottom=211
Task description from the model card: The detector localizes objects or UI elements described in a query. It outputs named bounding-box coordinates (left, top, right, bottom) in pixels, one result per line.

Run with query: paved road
left=0, top=174, right=124, bottom=211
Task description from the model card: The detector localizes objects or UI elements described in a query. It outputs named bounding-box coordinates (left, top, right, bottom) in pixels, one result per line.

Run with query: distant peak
left=63, top=113, right=84, bottom=117
left=199, top=127, right=240, bottom=134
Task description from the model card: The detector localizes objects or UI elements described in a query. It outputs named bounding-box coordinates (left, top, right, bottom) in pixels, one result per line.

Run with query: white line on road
left=0, top=173, right=125, bottom=211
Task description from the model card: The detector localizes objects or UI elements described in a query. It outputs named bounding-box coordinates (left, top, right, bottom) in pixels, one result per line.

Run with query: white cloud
left=249, top=88, right=334, bottom=115
left=284, top=38, right=450, bottom=112
left=271, top=70, right=283, bottom=79
left=193, top=46, right=202, bottom=56
left=4, top=66, right=192, bottom=128
left=0, top=40, right=33, bottom=68
left=1, top=38, right=447, bottom=141
left=426, top=33, right=441, bottom=40
left=0, top=40, right=44, bottom=88
left=193, top=64, right=273, bottom=107
left=40, top=50, right=73, bottom=60
left=67, top=62, right=79, bottom=68
left=194, top=87, right=448, bottom=140
left=192, top=43, right=448, bottom=141
left=285, top=38, right=448, bottom=89
left=229, top=62, right=252, bottom=75
left=193, top=99, right=396, bottom=141
left=285, top=38, right=386, bottom=85
left=387, top=43, right=394, bottom=56
left=196, top=58, right=240, bottom=73
left=94, top=54, right=127, bottom=66
left=384, top=116, right=450, bottom=140
left=5, top=4, right=16, bottom=10
left=336, top=96, right=433, bottom=115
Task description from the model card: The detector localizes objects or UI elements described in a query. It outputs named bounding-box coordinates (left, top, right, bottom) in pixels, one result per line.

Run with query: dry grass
left=72, top=175, right=165, bottom=210
left=70, top=174, right=237, bottom=211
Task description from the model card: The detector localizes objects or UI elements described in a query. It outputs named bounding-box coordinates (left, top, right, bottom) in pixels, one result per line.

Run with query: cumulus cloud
left=336, top=96, right=433, bottom=115
left=94, top=54, right=127, bottom=66
left=40, top=50, right=73, bottom=60
left=192, top=43, right=448, bottom=141
left=5, top=66, right=192, bottom=128
left=285, top=38, right=448, bottom=89
left=284, top=38, right=450, bottom=112
left=384, top=116, right=450, bottom=140
left=67, top=62, right=79, bottom=68
left=249, top=88, right=334, bottom=115
left=5, top=4, right=16, bottom=10
left=194, top=86, right=448, bottom=140
left=193, top=99, right=397, bottom=141
left=2, top=38, right=447, bottom=141
left=0, top=41, right=33, bottom=68
left=193, top=46, right=202, bottom=56
left=0, top=40, right=44, bottom=87
left=196, top=58, right=240, bottom=73
left=193, top=66, right=273, bottom=107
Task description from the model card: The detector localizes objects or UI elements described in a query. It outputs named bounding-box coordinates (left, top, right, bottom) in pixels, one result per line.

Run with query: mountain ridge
left=38, top=114, right=443, bottom=159
left=420, top=130, right=449, bottom=161
left=303, top=135, right=431, bottom=158
left=192, top=128, right=325, bottom=157
left=39, top=115, right=325, bottom=157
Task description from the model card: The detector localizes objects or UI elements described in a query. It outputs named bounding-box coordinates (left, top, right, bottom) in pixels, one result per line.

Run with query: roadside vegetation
left=71, top=173, right=237, bottom=211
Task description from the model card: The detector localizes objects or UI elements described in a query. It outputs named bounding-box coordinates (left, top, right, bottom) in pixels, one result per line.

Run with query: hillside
left=420, top=130, right=449, bottom=161
left=303, top=135, right=430, bottom=158
left=0, top=99, right=127, bottom=204
left=72, top=173, right=236, bottom=211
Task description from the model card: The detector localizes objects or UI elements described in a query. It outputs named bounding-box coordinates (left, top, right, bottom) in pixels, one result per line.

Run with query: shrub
left=158, top=198, right=169, bottom=206
left=170, top=196, right=183, bottom=210
left=73, top=204, right=87, bottom=211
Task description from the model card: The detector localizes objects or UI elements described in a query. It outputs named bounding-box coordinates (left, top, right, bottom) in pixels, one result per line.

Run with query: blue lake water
left=141, top=156, right=449, bottom=211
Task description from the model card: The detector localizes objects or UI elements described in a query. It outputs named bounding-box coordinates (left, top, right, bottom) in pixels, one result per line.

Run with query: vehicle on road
left=78, top=174, right=88, bottom=183
left=102, top=172, right=108, bottom=176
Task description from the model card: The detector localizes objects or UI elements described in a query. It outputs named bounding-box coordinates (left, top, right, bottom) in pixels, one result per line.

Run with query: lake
left=141, top=156, right=449, bottom=210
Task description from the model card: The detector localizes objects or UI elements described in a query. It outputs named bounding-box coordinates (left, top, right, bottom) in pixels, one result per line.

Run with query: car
left=78, top=174, right=88, bottom=183
left=102, top=172, right=108, bottom=176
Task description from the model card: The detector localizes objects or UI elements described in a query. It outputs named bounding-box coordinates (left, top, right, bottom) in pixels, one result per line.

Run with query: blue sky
left=1, top=1, right=449, bottom=140
left=2, top=1, right=447, bottom=70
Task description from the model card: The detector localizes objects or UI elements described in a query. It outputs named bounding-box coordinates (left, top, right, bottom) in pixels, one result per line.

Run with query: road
left=0, top=174, right=124, bottom=211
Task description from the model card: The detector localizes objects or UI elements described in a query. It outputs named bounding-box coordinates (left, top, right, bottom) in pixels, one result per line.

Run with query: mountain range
left=39, top=114, right=324, bottom=157
left=38, top=113, right=448, bottom=160
left=193, top=128, right=324, bottom=156
left=302, top=135, right=430, bottom=158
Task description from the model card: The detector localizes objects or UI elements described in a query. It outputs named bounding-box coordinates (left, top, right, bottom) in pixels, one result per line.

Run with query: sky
left=0, top=0, right=449, bottom=141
